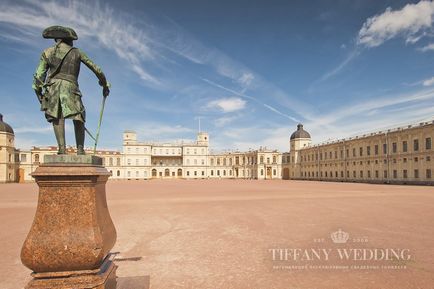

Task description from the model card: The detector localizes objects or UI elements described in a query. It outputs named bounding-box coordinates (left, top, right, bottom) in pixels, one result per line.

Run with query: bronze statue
left=32, top=26, right=110, bottom=155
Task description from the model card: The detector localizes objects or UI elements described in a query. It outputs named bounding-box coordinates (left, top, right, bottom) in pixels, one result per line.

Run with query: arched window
left=177, top=169, right=182, bottom=176
left=117, top=170, right=120, bottom=177
left=152, top=169, right=157, bottom=177
left=34, top=154, right=40, bottom=163
left=165, top=169, right=170, bottom=176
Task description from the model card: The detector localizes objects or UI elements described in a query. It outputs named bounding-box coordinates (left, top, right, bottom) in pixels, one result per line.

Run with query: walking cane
left=84, top=93, right=108, bottom=155
left=93, top=94, right=107, bottom=154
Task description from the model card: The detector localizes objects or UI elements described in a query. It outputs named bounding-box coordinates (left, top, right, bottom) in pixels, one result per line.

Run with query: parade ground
left=1, top=179, right=433, bottom=289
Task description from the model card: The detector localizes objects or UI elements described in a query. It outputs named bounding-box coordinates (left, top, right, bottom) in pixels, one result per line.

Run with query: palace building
left=282, top=121, right=433, bottom=185
left=1, top=111, right=432, bottom=185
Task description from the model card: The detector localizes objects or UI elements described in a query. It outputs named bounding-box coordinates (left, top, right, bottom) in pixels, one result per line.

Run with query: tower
left=289, top=123, right=311, bottom=178
left=0, top=113, right=17, bottom=183
left=123, top=130, right=137, bottom=145
left=196, top=132, right=209, bottom=146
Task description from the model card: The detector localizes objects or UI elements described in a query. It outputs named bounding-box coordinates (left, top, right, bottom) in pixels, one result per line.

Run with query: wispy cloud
left=206, top=98, right=246, bottom=113
left=357, top=1, right=434, bottom=48
left=316, top=48, right=360, bottom=83
left=423, top=76, right=434, bottom=86
left=0, top=0, right=160, bottom=87
left=214, top=115, right=240, bottom=127
left=314, top=1, right=434, bottom=87
left=126, top=121, right=194, bottom=142
left=201, top=78, right=301, bottom=122
left=418, top=42, right=434, bottom=52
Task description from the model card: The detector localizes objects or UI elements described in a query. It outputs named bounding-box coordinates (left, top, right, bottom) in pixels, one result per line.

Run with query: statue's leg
left=74, top=120, right=85, bottom=155
left=53, top=119, right=66, bottom=155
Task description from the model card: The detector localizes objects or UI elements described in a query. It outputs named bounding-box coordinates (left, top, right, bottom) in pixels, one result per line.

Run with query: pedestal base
left=25, top=254, right=117, bottom=289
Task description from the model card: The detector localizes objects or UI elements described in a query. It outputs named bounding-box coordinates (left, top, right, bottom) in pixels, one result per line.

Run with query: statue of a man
left=32, top=26, right=110, bottom=155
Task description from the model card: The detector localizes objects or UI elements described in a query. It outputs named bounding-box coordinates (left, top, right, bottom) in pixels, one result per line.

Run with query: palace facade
left=0, top=112, right=432, bottom=185
left=282, top=121, right=433, bottom=185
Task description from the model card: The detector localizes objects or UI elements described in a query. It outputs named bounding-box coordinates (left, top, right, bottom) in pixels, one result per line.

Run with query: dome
left=290, top=123, right=310, bottom=140
left=0, top=114, right=14, bottom=134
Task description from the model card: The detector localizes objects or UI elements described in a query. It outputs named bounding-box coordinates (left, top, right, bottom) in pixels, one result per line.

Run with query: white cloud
left=418, top=43, right=434, bottom=52
left=423, top=76, right=434, bottom=86
left=214, top=115, right=239, bottom=127
left=357, top=1, right=434, bottom=48
left=128, top=122, right=194, bottom=141
left=238, top=72, right=254, bottom=86
left=0, top=0, right=160, bottom=86
left=207, top=97, right=246, bottom=113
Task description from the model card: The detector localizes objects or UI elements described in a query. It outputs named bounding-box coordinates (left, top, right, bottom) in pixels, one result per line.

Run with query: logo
left=268, top=228, right=411, bottom=271
left=330, top=228, right=349, bottom=244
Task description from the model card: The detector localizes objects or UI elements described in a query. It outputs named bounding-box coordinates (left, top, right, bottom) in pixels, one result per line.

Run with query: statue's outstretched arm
left=79, top=49, right=110, bottom=97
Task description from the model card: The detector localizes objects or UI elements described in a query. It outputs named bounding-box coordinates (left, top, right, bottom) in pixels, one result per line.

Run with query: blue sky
left=1, top=0, right=434, bottom=152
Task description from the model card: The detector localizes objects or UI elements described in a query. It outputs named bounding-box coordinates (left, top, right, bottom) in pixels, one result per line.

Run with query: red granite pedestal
left=20, top=156, right=117, bottom=289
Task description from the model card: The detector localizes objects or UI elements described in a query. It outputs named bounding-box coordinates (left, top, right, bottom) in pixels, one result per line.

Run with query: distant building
left=1, top=111, right=432, bottom=185
left=283, top=121, right=433, bottom=185
left=0, top=114, right=18, bottom=183
left=121, top=130, right=281, bottom=180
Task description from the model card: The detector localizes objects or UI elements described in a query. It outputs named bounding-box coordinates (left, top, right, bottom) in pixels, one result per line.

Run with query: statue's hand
left=35, top=89, right=43, bottom=104
left=103, top=86, right=110, bottom=98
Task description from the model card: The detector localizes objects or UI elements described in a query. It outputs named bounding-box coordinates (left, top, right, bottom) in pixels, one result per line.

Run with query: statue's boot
left=74, top=120, right=86, bottom=155
left=53, top=119, right=66, bottom=155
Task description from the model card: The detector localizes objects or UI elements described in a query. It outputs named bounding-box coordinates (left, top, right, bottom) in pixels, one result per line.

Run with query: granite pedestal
left=21, top=155, right=117, bottom=289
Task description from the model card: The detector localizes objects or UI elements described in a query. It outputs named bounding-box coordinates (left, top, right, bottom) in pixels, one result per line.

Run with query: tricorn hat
left=42, top=25, right=78, bottom=40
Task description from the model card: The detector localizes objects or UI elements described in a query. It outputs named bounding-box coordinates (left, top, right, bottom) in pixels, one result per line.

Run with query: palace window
left=393, top=170, right=397, bottom=179
left=414, top=169, right=419, bottom=178
left=383, top=143, right=387, bottom=154
left=117, top=158, right=121, bottom=166
left=414, top=139, right=419, bottom=151
left=426, top=137, right=432, bottom=150
left=403, top=170, right=408, bottom=179
left=427, top=169, right=432, bottom=179
left=374, top=145, right=379, bottom=155
left=392, top=142, right=397, bottom=153
left=402, top=141, right=408, bottom=152
left=367, top=146, right=371, bottom=156
left=359, top=147, right=363, bottom=156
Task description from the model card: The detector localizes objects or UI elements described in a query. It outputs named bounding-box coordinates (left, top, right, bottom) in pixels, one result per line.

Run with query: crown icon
left=330, top=229, right=349, bottom=244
